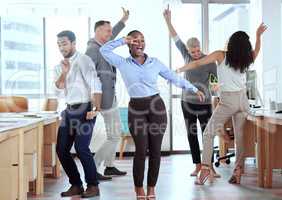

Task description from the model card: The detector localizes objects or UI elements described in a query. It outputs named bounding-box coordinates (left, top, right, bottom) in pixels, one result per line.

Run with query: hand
left=256, top=23, right=267, bottom=37
left=86, top=110, right=99, bottom=120
left=210, top=83, right=220, bottom=92
left=222, top=133, right=232, bottom=143
left=124, top=36, right=138, bottom=45
left=121, top=7, right=129, bottom=23
left=175, top=68, right=181, bottom=73
left=61, top=59, right=70, bottom=74
left=196, top=90, right=205, bottom=102
left=163, top=4, right=171, bottom=23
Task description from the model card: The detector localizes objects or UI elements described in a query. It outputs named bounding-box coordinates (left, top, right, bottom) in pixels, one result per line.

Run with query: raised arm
left=55, top=59, right=70, bottom=89
left=163, top=5, right=189, bottom=60
left=99, top=38, right=127, bottom=68
left=176, top=51, right=224, bottom=72
left=253, top=23, right=267, bottom=60
left=53, top=63, right=66, bottom=97
left=163, top=5, right=177, bottom=38
left=111, top=7, right=129, bottom=40
left=158, top=59, right=205, bottom=102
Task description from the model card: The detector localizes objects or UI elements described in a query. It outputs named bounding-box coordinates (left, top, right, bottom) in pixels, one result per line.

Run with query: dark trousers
left=56, top=102, right=99, bottom=187
left=181, top=101, right=214, bottom=164
left=128, top=94, right=167, bottom=187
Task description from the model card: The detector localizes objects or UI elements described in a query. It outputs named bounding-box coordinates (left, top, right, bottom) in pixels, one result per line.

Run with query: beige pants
left=94, top=99, right=122, bottom=168
left=202, top=90, right=249, bottom=167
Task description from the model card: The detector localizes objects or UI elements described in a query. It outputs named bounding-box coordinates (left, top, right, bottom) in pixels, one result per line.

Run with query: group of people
left=54, top=6, right=267, bottom=200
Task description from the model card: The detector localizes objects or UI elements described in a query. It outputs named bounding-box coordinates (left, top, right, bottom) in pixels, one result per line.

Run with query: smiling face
left=128, top=32, right=145, bottom=58
left=186, top=37, right=202, bottom=60
left=188, top=46, right=202, bottom=60
left=95, top=23, right=113, bottom=44
left=57, top=36, right=76, bottom=58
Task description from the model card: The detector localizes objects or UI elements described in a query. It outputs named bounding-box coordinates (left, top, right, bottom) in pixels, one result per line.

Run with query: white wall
left=252, top=0, right=282, bottom=107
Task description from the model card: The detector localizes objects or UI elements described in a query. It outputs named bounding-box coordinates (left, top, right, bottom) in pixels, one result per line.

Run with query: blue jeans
left=56, top=102, right=99, bottom=187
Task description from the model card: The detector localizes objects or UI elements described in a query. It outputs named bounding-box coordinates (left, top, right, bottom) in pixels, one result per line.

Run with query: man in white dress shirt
left=54, top=30, right=102, bottom=198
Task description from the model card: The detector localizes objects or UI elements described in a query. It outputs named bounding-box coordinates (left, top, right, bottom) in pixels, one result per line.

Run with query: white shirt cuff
left=172, top=35, right=180, bottom=43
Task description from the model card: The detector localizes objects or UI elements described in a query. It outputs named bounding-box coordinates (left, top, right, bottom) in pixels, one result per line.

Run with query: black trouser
left=56, top=102, right=99, bottom=187
left=128, top=94, right=167, bottom=187
left=181, top=101, right=214, bottom=164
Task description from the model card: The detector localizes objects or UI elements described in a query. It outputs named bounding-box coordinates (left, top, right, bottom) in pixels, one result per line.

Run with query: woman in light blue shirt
left=100, top=30, right=204, bottom=200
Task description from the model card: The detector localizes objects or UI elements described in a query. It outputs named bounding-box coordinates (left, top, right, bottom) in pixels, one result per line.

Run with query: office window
left=170, top=4, right=202, bottom=151
left=45, top=17, right=89, bottom=96
left=1, top=17, right=44, bottom=96
left=209, top=4, right=250, bottom=52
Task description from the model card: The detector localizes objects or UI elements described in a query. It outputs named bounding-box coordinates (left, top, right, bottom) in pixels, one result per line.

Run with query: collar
left=129, top=54, right=153, bottom=66
left=94, top=38, right=104, bottom=46
left=69, top=51, right=79, bottom=63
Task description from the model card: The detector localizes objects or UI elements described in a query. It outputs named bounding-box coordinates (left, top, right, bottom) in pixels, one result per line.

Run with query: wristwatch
left=92, top=106, right=101, bottom=112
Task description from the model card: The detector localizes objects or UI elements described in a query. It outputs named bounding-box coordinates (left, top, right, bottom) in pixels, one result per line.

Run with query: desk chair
left=0, top=96, right=28, bottom=112
left=119, top=107, right=132, bottom=160
left=212, top=97, right=235, bottom=167
left=214, top=123, right=235, bottom=167
left=43, top=98, right=58, bottom=111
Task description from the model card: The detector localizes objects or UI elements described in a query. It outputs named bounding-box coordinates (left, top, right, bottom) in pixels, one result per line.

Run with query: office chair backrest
left=119, top=107, right=130, bottom=134
left=43, top=98, right=58, bottom=111
left=0, top=96, right=28, bottom=112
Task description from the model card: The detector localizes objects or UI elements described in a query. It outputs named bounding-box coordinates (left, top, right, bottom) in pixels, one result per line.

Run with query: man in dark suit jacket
left=85, top=8, right=129, bottom=181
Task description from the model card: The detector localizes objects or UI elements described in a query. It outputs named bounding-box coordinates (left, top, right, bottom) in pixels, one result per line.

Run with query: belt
left=66, top=102, right=90, bottom=109
left=130, top=93, right=160, bottom=101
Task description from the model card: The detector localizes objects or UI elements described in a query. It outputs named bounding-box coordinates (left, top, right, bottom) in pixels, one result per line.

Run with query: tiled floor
left=29, top=155, right=282, bottom=200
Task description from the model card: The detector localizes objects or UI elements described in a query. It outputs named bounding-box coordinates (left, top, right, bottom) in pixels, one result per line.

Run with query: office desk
left=249, top=110, right=282, bottom=188
left=0, top=112, right=61, bottom=178
left=243, top=114, right=257, bottom=158
left=40, top=113, right=61, bottom=178
left=0, top=112, right=60, bottom=199
left=0, top=118, right=43, bottom=200
left=218, top=107, right=282, bottom=188
left=0, top=127, right=23, bottom=200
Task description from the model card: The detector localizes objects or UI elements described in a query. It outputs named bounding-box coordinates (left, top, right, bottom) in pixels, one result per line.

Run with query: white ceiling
left=0, top=0, right=186, bottom=16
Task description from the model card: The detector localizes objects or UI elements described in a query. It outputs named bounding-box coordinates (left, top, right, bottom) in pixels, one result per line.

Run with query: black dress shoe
left=97, top=172, right=112, bottom=181
left=61, top=185, right=84, bottom=197
left=81, top=185, right=100, bottom=198
left=104, top=167, right=127, bottom=176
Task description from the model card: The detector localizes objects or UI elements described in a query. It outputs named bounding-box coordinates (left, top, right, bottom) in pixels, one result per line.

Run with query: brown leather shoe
left=61, top=185, right=84, bottom=197
left=81, top=185, right=100, bottom=198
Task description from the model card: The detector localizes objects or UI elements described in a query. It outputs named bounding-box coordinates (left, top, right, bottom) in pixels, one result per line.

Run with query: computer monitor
left=246, top=70, right=264, bottom=107
left=246, top=70, right=257, bottom=100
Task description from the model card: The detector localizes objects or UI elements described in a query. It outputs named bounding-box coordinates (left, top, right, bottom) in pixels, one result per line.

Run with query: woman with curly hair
left=176, top=23, right=267, bottom=185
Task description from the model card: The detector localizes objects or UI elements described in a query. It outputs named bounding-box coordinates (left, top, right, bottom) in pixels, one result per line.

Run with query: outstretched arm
left=253, top=23, right=267, bottom=60
left=163, top=5, right=177, bottom=38
left=158, top=59, right=205, bottom=102
left=100, top=36, right=138, bottom=68
left=176, top=51, right=224, bottom=72
left=100, top=38, right=127, bottom=68
left=111, top=7, right=129, bottom=40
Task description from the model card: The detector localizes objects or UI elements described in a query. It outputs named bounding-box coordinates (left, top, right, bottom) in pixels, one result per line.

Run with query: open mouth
left=136, top=47, right=143, bottom=52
